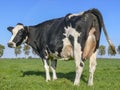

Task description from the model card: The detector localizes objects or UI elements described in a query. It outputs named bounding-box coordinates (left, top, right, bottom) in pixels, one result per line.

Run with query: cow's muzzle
left=8, top=42, right=16, bottom=48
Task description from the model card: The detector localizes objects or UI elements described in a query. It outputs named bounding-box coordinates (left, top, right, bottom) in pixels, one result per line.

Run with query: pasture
left=0, top=58, right=120, bottom=90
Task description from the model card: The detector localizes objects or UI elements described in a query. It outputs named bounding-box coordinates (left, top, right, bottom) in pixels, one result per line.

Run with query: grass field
left=0, top=58, right=120, bottom=90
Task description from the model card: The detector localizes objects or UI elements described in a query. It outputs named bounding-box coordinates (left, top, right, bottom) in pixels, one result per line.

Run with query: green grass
left=0, top=58, right=120, bottom=90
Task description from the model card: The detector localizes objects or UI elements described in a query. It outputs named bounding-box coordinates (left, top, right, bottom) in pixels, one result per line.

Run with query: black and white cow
left=7, top=8, right=116, bottom=86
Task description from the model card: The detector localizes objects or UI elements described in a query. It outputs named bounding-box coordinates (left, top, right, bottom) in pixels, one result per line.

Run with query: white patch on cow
left=8, top=25, right=24, bottom=46
left=43, top=59, right=51, bottom=81
left=64, top=25, right=83, bottom=85
left=50, top=66, right=57, bottom=80
left=68, top=11, right=84, bottom=19
left=61, top=37, right=73, bottom=58
left=88, top=50, right=97, bottom=86
left=64, top=25, right=80, bottom=38
left=73, top=35, right=83, bottom=86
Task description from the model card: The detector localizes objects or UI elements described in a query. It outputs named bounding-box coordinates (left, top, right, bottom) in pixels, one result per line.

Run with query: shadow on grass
left=21, top=70, right=88, bottom=84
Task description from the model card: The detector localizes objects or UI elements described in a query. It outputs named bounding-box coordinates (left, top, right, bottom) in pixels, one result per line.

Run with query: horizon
left=0, top=0, right=120, bottom=58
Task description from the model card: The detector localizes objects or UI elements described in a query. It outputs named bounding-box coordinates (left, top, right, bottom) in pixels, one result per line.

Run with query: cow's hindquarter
left=85, top=15, right=101, bottom=86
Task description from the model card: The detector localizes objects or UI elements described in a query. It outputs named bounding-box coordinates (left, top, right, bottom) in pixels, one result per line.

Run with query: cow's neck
left=25, top=26, right=40, bottom=55
left=24, top=26, right=30, bottom=45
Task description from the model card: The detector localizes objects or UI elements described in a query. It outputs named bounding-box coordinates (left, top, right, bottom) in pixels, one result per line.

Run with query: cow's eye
left=19, top=29, right=24, bottom=33
left=19, top=30, right=22, bottom=32
left=17, top=30, right=23, bottom=35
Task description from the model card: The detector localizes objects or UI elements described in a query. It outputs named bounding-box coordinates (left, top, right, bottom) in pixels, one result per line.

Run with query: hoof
left=53, top=77, right=57, bottom=81
left=88, top=82, right=93, bottom=86
left=74, top=81, right=80, bottom=86
left=46, top=78, right=51, bottom=82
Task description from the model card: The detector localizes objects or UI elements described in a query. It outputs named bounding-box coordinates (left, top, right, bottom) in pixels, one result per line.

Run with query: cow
left=7, top=8, right=116, bottom=86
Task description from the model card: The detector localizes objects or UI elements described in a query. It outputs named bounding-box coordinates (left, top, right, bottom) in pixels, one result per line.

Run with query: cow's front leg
left=51, top=59, right=57, bottom=80
left=88, top=52, right=97, bottom=86
left=43, top=59, right=51, bottom=81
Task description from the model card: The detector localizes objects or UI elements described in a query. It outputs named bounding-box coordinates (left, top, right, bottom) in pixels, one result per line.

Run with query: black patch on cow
left=68, top=35, right=74, bottom=47
left=80, top=62, right=84, bottom=67
left=7, top=26, right=14, bottom=32
left=77, top=36, right=80, bottom=44
left=64, top=13, right=72, bottom=28
left=77, top=36, right=85, bottom=51
left=76, top=25, right=82, bottom=32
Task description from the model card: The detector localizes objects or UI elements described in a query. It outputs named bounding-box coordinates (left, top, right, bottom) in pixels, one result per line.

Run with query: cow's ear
left=17, top=23, right=23, bottom=26
left=7, top=26, right=14, bottom=32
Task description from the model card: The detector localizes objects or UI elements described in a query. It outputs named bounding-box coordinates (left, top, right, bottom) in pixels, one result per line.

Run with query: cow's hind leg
left=74, top=38, right=84, bottom=86
left=74, top=58, right=84, bottom=86
left=51, top=59, right=57, bottom=80
left=43, top=59, right=51, bottom=81
left=88, top=52, right=97, bottom=86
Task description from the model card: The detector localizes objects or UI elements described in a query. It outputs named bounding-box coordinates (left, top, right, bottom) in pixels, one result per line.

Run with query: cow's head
left=7, top=23, right=28, bottom=48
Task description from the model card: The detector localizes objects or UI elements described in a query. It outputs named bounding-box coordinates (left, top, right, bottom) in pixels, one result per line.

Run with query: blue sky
left=1, top=0, right=120, bottom=58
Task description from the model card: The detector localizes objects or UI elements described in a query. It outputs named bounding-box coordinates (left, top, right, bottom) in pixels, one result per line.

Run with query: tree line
left=0, top=44, right=36, bottom=58
left=0, top=44, right=120, bottom=58
left=98, top=45, right=120, bottom=57
left=13, top=44, right=37, bottom=58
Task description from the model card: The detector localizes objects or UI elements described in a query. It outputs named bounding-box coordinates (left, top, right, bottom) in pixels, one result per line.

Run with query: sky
left=0, top=0, right=120, bottom=58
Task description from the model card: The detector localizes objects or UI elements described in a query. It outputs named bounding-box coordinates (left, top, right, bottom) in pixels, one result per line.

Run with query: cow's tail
left=88, top=8, right=116, bottom=54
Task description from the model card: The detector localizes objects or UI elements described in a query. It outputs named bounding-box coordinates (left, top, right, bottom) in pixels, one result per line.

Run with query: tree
left=23, top=44, right=30, bottom=59
left=108, top=45, right=116, bottom=57
left=117, top=45, right=120, bottom=55
left=98, top=45, right=106, bottom=57
left=0, top=44, right=5, bottom=58
left=14, top=46, right=22, bottom=58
